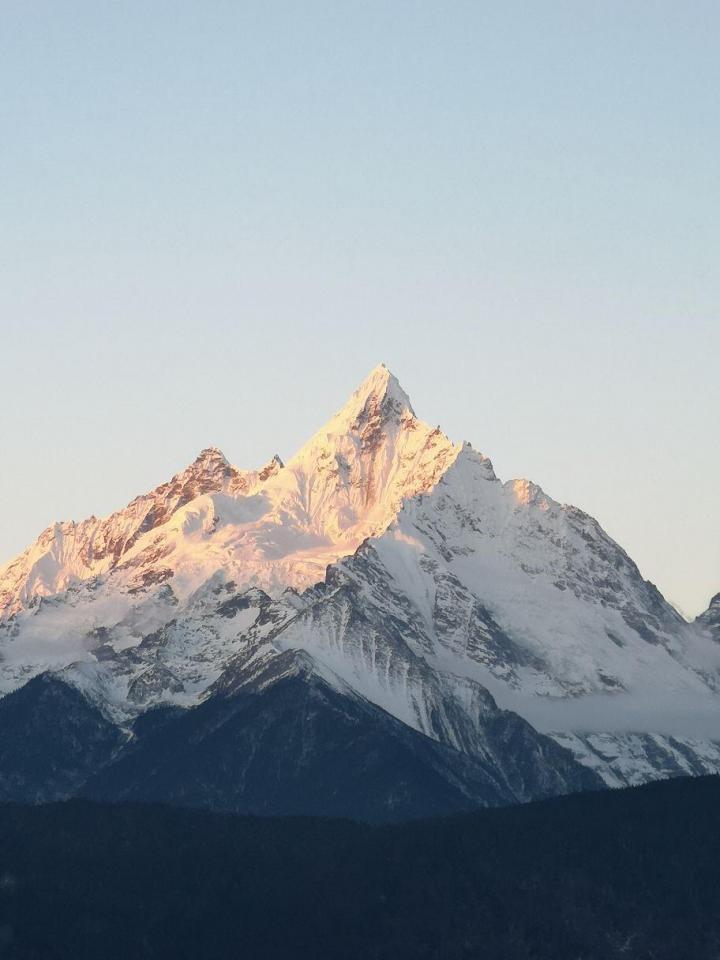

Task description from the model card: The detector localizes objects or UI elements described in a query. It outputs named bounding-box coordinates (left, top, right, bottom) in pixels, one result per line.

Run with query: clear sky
left=1, top=1, right=718, bottom=615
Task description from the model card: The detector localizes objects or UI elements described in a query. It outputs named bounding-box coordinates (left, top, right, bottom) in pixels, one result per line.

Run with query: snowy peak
left=192, top=446, right=229, bottom=469
left=507, top=478, right=554, bottom=509
left=182, top=447, right=242, bottom=487
left=280, top=366, right=461, bottom=546
left=291, top=364, right=418, bottom=460
left=0, top=445, right=255, bottom=615
left=0, top=365, right=462, bottom=615
left=158, top=446, right=250, bottom=497
left=340, top=362, right=416, bottom=426
left=697, top=593, right=720, bottom=640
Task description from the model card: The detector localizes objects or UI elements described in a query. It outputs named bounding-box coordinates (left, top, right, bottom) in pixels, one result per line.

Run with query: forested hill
left=1, top=776, right=719, bottom=960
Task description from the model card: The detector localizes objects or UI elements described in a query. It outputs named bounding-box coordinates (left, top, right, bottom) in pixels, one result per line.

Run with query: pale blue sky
left=1, top=2, right=718, bottom=614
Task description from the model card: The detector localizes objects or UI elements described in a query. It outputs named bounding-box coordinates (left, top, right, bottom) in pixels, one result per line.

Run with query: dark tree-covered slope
left=1, top=775, right=719, bottom=959
left=0, top=674, right=125, bottom=802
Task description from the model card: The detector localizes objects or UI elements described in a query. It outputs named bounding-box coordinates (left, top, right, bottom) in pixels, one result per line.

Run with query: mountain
left=0, top=366, right=457, bottom=618
left=2, top=775, right=720, bottom=959
left=0, top=363, right=717, bottom=812
left=697, top=592, right=720, bottom=641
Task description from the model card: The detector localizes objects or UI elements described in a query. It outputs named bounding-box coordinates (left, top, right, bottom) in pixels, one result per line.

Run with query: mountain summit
left=0, top=365, right=459, bottom=616
left=0, top=365, right=718, bottom=813
left=337, top=361, right=415, bottom=417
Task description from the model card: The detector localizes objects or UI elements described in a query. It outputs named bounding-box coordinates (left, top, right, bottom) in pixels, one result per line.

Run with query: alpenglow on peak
left=0, top=364, right=458, bottom=614
left=337, top=363, right=416, bottom=425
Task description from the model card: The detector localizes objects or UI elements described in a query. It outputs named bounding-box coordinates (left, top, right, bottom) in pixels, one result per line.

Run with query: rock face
left=0, top=363, right=717, bottom=811
left=697, top=593, right=720, bottom=642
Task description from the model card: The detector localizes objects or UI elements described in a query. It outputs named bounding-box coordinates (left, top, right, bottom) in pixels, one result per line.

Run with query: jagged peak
left=357, top=361, right=413, bottom=408
left=169, top=446, right=239, bottom=489
left=697, top=593, right=720, bottom=627
left=338, top=363, right=415, bottom=429
left=286, top=364, right=422, bottom=473
left=258, top=454, right=284, bottom=481
left=506, top=478, right=554, bottom=509
left=450, top=442, right=498, bottom=482
left=191, top=447, right=230, bottom=469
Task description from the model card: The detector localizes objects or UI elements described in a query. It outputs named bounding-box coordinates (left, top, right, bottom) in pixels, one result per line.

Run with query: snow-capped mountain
left=0, top=366, right=456, bottom=618
left=697, top=593, right=720, bottom=642
left=0, top=364, right=717, bottom=812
